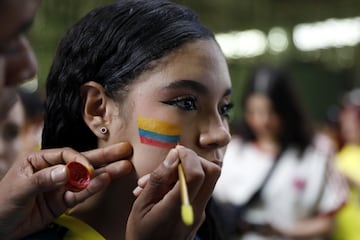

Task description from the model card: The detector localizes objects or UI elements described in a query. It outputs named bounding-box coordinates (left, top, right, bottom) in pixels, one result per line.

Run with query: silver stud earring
left=100, top=126, right=108, bottom=134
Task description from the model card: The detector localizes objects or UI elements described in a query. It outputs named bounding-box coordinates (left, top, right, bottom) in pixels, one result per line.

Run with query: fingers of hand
left=190, top=159, right=221, bottom=216
left=34, top=165, right=67, bottom=189
left=63, top=173, right=111, bottom=208
left=27, top=148, right=91, bottom=171
left=175, top=145, right=205, bottom=203
left=82, top=142, right=133, bottom=168
left=133, top=174, right=150, bottom=197
left=176, top=145, right=221, bottom=217
left=94, top=159, right=133, bottom=179
left=29, top=143, right=132, bottom=172
left=13, top=165, right=68, bottom=202
left=15, top=144, right=132, bottom=199
left=200, top=157, right=222, bottom=183
left=134, top=149, right=179, bottom=204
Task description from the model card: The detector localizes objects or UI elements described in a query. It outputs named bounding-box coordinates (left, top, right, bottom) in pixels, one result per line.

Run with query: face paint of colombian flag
left=137, top=116, right=180, bottom=148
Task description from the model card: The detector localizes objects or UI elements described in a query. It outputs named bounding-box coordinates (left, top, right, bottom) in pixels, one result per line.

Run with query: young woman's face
left=0, top=95, right=25, bottom=179
left=0, top=0, right=39, bottom=87
left=108, top=39, right=232, bottom=177
left=245, top=94, right=281, bottom=141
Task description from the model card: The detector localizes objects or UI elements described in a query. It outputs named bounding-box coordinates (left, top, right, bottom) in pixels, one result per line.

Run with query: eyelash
left=162, top=97, right=234, bottom=118
left=162, top=96, right=197, bottom=111
left=220, top=102, right=234, bottom=119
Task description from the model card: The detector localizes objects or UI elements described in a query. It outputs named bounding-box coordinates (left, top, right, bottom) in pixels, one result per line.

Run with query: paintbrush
left=178, top=162, right=194, bottom=226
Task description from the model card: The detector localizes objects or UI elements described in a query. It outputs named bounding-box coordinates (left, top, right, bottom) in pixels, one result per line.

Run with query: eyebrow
left=162, top=80, right=209, bottom=94
left=162, top=79, right=232, bottom=98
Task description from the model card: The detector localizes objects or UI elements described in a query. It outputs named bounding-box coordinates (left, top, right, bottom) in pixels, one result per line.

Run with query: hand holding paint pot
left=0, top=143, right=132, bottom=239
left=66, top=161, right=94, bottom=192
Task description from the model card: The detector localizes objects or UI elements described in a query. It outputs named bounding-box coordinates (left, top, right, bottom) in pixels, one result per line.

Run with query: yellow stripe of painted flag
left=137, top=116, right=181, bottom=135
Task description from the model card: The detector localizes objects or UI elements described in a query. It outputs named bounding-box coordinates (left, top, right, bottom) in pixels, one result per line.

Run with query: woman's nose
left=199, top=121, right=231, bottom=148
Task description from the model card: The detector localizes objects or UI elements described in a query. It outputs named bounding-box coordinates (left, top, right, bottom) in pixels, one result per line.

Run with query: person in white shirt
left=214, top=64, right=347, bottom=240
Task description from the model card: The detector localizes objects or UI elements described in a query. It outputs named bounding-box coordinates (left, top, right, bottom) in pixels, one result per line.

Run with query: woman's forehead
left=155, top=40, right=228, bottom=80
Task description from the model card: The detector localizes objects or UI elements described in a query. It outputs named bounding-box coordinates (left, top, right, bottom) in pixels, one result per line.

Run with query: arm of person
left=277, top=214, right=333, bottom=239
left=127, top=145, right=221, bottom=240
left=0, top=142, right=133, bottom=240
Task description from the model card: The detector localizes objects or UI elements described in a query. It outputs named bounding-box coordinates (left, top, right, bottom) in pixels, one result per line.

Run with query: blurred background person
left=0, top=88, right=26, bottom=179
left=0, top=87, right=43, bottom=180
left=317, top=105, right=343, bottom=154
left=213, top=64, right=347, bottom=240
left=332, top=88, right=360, bottom=240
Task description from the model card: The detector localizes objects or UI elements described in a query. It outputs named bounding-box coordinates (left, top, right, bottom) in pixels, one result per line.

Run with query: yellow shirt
left=54, top=214, right=105, bottom=240
left=332, top=144, right=360, bottom=240
left=336, top=144, right=360, bottom=184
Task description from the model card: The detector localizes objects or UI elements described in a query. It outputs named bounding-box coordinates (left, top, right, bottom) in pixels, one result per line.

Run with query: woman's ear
left=80, top=81, right=111, bottom=139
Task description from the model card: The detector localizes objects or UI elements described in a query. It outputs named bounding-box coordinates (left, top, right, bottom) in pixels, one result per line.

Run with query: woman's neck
left=68, top=173, right=137, bottom=240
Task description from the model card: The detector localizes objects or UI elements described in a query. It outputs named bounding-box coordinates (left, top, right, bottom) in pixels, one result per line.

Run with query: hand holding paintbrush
left=137, top=116, right=193, bottom=225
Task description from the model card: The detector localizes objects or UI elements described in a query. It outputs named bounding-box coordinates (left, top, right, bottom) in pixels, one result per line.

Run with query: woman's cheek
left=131, top=142, right=171, bottom=177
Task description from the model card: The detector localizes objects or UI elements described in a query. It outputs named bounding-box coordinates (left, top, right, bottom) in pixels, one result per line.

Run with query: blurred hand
left=0, top=142, right=133, bottom=240
left=127, top=145, right=221, bottom=240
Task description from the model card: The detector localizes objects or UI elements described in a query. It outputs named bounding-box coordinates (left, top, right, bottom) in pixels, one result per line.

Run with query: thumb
left=135, top=149, right=179, bottom=205
left=26, top=165, right=68, bottom=195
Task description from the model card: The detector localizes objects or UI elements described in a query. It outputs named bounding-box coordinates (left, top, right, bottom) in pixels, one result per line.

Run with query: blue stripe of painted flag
left=139, top=129, right=180, bottom=143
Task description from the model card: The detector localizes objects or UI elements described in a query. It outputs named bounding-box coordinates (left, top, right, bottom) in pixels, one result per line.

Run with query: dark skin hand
left=0, top=142, right=133, bottom=240
left=127, top=145, right=221, bottom=240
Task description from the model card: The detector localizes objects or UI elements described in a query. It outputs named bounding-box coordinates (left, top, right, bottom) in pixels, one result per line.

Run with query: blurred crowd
left=213, top=64, right=360, bottom=240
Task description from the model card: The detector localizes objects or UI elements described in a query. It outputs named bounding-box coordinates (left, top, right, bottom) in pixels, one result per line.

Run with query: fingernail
left=164, top=149, right=179, bottom=168
left=133, top=186, right=143, bottom=196
left=138, top=174, right=150, bottom=186
left=51, top=166, right=67, bottom=183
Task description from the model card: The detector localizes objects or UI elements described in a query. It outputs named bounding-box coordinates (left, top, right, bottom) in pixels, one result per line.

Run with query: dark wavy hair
left=42, top=0, right=214, bottom=151
left=42, top=1, right=222, bottom=239
left=238, top=64, right=313, bottom=154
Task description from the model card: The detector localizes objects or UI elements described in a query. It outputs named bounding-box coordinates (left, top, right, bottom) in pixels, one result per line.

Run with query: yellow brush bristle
left=181, top=204, right=194, bottom=226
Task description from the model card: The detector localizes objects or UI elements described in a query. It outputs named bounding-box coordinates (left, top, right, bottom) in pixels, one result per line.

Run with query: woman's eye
left=162, top=97, right=197, bottom=111
left=219, top=102, right=234, bottom=118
